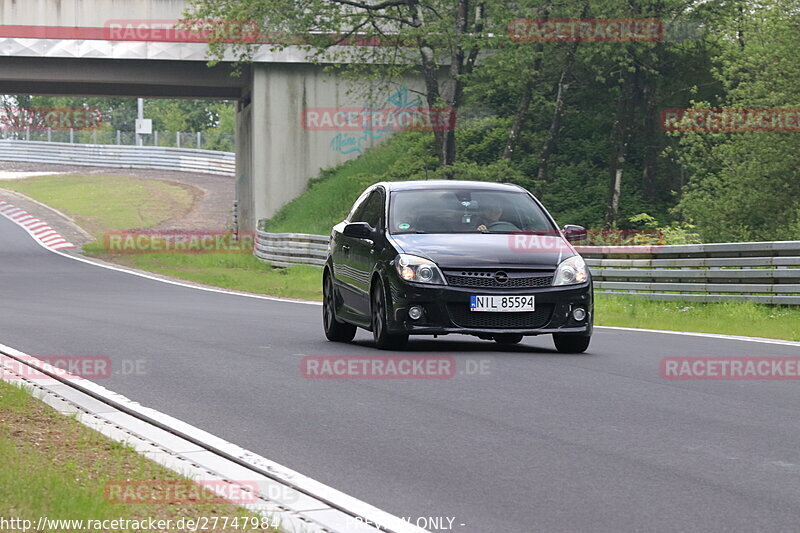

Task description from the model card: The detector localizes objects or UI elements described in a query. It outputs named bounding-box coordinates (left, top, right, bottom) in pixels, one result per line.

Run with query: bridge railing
left=0, top=140, right=234, bottom=176
left=254, top=226, right=800, bottom=305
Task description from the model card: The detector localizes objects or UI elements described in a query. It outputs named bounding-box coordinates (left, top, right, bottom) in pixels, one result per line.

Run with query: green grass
left=263, top=136, right=800, bottom=342
left=0, top=379, right=31, bottom=410
left=0, top=380, right=276, bottom=532
left=1, top=174, right=195, bottom=236
left=93, top=250, right=324, bottom=300
left=595, top=295, right=800, bottom=341
left=4, top=150, right=797, bottom=342
left=265, top=133, right=431, bottom=234
left=0, top=434, right=124, bottom=524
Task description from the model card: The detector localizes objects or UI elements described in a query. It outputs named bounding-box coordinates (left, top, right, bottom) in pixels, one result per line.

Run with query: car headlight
left=553, top=255, right=588, bottom=286
left=395, top=254, right=446, bottom=285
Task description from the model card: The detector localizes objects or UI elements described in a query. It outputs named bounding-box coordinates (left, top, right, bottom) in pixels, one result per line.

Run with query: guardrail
left=580, top=241, right=800, bottom=305
left=0, top=140, right=235, bottom=176
left=254, top=229, right=328, bottom=268
left=253, top=227, right=800, bottom=304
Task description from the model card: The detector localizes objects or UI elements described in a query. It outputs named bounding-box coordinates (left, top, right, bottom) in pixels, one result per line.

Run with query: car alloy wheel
left=323, top=272, right=356, bottom=342
left=371, top=279, right=408, bottom=350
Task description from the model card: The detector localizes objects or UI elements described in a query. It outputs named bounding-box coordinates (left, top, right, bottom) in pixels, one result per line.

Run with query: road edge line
left=6, top=206, right=799, bottom=346
left=595, top=326, right=800, bottom=347
left=0, top=209, right=321, bottom=305
left=0, top=342, right=428, bottom=533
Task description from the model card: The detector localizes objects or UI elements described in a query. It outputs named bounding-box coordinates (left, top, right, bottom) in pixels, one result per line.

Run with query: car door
left=331, top=188, right=372, bottom=321
left=347, top=187, right=385, bottom=319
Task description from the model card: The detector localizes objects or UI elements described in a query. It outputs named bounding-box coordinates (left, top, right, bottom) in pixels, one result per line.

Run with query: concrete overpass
left=0, top=0, right=421, bottom=231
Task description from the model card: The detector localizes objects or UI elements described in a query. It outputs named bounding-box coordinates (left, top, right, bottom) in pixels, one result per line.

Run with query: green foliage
left=4, top=95, right=234, bottom=145
left=673, top=0, right=800, bottom=242
left=629, top=213, right=702, bottom=244
left=6, top=0, right=797, bottom=242
left=266, top=134, right=432, bottom=234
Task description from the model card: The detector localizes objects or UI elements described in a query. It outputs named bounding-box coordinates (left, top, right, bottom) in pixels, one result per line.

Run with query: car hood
left=388, top=233, right=576, bottom=269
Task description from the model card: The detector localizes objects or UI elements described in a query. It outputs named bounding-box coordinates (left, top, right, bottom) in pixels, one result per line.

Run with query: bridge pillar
left=235, top=98, right=254, bottom=233
left=236, top=63, right=423, bottom=232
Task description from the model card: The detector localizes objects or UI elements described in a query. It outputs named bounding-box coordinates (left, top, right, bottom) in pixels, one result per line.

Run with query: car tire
left=323, top=271, right=357, bottom=342
left=494, top=334, right=523, bottom=345
left=552, top=334, right=591, bottom=353
left=371, top=279, right=409, bottom=350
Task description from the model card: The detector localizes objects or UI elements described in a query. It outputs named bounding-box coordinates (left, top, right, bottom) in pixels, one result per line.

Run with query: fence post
left=25, top=127, right=30, bottom=141
left=93, top=130, right=98, bottom=145
left=69, top=128, right=74, bottom=143
left=116, top=130, right=121, bottom=145
left=154, top=131, right=159, bottom=146
left=197, top=132, right=202, bottom=149
left=176, top=131, right=181, bottom=148
left=47, top=128, right=52, bottom=142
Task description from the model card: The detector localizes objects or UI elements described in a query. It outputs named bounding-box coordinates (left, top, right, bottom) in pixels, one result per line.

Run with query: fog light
left=572, top=307, right=587, bottom=321
left=408, top=306, right=424, bottom=320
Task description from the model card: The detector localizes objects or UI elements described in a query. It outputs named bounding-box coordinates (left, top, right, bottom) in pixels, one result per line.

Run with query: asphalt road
left=3, top=215, right=800, bottom=532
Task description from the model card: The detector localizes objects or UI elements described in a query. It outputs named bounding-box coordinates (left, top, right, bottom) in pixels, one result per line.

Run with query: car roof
left=379, top=180, right=528, bottom=193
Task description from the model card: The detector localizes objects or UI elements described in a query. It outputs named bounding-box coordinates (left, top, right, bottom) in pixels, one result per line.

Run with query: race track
left=2, top=215, right=800, bottom=532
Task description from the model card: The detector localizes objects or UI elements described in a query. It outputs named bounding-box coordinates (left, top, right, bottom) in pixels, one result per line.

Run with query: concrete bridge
left=0, top=0, right=421, bottom=231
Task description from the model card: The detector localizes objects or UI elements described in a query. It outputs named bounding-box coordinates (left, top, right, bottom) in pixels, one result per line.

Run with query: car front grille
left=444, top=270, right=553, bottom=288
left=447, top=303, right=553, bottom=329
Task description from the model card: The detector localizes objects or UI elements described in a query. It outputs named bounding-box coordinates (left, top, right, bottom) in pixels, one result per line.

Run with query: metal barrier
left=0, top=140, right=234, bottom=176
left=580, top=241, right=800, bottom=305
left=254, top=226, right=800, bottom=304
left=254, top=229, right=328, bottom=268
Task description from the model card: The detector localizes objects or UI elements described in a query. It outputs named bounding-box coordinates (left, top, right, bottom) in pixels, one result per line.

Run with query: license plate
left=470, top=295, right=535, bottom=312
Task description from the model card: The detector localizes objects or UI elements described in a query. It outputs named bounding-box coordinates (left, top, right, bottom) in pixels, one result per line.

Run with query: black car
left=322, top=180, right=593, bottom=353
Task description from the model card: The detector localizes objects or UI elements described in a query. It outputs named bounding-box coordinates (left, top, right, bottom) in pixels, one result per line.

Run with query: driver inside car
left=476, top=198, right=519, bottom=233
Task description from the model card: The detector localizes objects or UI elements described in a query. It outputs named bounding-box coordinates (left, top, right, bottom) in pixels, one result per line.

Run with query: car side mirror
left=343, top=222, right=374, bottom=240
left=562, top=224, right=587, bottom=243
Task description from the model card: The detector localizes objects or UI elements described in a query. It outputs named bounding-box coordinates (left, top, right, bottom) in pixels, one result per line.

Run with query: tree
left=184, top=0, right=500, bottom=167
left=674, top=0, right=800, bottom=241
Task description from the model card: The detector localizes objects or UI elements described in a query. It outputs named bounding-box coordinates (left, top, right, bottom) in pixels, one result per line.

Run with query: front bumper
left=385, top=276, right=593, bottom=336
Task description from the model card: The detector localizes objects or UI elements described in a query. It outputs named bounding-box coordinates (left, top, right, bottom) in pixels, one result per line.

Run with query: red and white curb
left=0, top=200, right=76, bottom=250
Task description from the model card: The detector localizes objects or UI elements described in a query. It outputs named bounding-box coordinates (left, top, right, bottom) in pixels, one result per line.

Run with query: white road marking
left=595, top=326, right=800, bottom=348
left=0, top=343, right=427, bottom=533
left=5, top=206, right=800, bottom=349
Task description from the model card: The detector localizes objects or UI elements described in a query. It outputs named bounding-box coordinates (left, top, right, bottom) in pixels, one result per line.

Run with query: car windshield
left=389, top=189, right=554, bottom=234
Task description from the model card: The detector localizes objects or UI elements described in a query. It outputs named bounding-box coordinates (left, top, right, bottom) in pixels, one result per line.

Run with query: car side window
left=353, top=189, right=385, bottom=229
left=347, top=189, right=373, bottom=222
